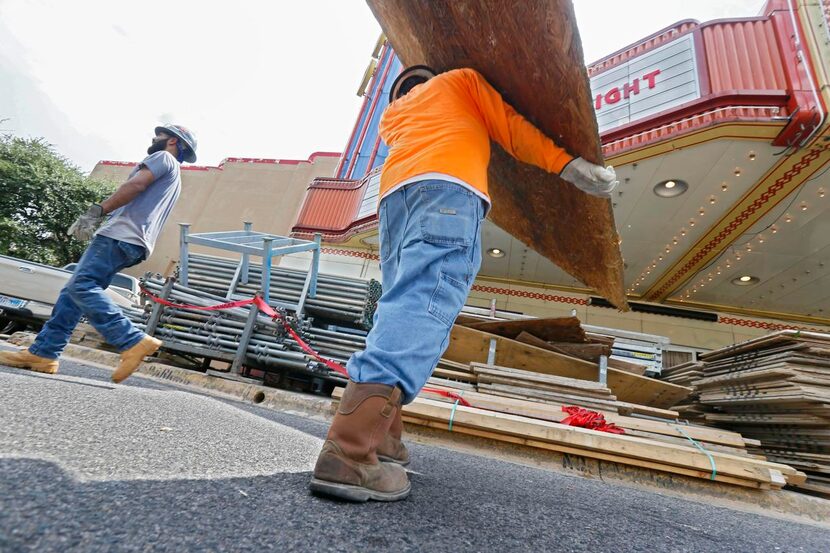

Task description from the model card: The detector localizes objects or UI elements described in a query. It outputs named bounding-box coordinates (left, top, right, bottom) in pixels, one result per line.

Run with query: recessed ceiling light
left=487, top=248, right=506, bottom=258
left=653, top=179, right=688, bottom=198
left=731, top=275, right=760, bottom=286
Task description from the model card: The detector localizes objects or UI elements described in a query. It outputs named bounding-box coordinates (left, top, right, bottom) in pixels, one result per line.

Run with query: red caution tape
left=560, top=406, right=625, bottom=434
left=141, top=286, right=475, bottom=407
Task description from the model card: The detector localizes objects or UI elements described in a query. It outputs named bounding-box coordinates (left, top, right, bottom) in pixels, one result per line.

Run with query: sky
left=0, top=0, right=766, bottom=173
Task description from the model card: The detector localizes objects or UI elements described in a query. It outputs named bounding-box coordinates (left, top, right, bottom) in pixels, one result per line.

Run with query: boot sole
left=1, top=363, right=57, bottom=374
left=309, top=478, right=411, bottom=502
left=0, top=355, right=58, bottom=374
left=377, top=454, right=410, bottom=467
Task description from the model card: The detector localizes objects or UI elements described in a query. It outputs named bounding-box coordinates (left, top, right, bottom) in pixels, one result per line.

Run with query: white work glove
left=559, top=157, right=619, bottom=198
left=68, top=204, right=105, bottom=241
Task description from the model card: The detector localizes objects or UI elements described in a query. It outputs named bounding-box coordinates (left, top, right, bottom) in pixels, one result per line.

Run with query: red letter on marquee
left=595, top=94, right=603, bottom=110
left=623, top=78, right=640, bottom=99
left=605, top=87, right=621, bottom=105
left=642, top=69, right=661, bottom=89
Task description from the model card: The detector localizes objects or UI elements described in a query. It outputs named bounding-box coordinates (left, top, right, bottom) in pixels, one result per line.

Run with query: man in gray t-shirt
left=95, top=148, right=182, bottom=256
left=0, top=124, right=197, bottom=384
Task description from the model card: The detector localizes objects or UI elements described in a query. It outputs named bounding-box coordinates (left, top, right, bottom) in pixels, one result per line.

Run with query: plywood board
left=464, top=317, right=587, bottom=343
left=366, top=0, right=627, bottom=308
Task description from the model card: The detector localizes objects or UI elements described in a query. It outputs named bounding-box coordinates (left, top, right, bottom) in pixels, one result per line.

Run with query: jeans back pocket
left=116, top=240, right=146, bottom=268
left=418, top=184, right=475, bottom=247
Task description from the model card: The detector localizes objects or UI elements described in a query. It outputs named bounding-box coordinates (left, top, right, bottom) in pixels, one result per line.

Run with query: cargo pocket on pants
left=428, top=271, right=470, bottom=327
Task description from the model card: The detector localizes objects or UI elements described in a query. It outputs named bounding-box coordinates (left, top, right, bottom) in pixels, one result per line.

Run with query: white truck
left=0, top=254, right=139, bottom=333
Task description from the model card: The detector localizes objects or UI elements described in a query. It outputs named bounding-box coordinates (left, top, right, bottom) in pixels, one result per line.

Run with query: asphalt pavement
left=1, top=348, right=828, bottom=552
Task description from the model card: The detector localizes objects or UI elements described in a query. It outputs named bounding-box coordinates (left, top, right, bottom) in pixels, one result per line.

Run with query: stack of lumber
left=658, top=361, right=709, bottom=423
left=465, top=362, right=681, bottom=420
left=446, top=320, right=692, bottom=409
left=689, top=330, right=830, bottom=497
left=331, top=386, right=804, bottom=490
left=472, top=363, right=619, bottom=413
left=432, top=358, right=477, bottom=384
left=659, top=361, right=705, bottom=385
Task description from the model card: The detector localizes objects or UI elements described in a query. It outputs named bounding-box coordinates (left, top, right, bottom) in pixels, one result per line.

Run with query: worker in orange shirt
left=311, top=66, right=618, bottom=502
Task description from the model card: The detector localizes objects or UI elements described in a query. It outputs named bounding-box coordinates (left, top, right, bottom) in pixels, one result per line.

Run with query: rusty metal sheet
left=366, top=0, right=628, bottom=309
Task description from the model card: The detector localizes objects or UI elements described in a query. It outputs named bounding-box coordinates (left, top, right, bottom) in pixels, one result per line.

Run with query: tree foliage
left=0, top=135, right=115, bottom=266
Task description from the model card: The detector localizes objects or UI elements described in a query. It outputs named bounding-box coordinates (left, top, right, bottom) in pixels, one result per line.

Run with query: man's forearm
left=100, top=181, right=146, bottom=214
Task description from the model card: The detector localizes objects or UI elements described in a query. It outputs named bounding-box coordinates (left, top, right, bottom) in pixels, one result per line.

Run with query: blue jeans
left=347, top=180, right=486, bottom=403
left=29, top=236, right=147, bottom=359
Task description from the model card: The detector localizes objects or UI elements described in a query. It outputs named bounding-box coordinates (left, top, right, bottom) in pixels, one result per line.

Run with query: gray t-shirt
left=96, top=151, right=181, bottom=256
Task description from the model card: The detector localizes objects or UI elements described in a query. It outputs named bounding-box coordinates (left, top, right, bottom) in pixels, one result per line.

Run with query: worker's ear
left=167, top=136, right=179, bottom=148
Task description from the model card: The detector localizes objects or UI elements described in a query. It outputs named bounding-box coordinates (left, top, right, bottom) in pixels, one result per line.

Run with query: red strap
left=560, top=405, right=625, bottom=434
left=251, top=296, right=349, bottom=376
left=140, top=287, right=256, bottom=311
left=141, top=286, right=474, bottom=406
left=421, top=387, right=472, bottom=407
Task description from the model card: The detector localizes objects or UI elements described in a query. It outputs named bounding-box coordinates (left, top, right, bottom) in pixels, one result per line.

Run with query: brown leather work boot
left=310, top=381, right=411, bottom=502
left=112, top=335, right=162, bottom=384
left=0, top=349, right=58, bottom=374
left=377, top=397, right=410, bottom=466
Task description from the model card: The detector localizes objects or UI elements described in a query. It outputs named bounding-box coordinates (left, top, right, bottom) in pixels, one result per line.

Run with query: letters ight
left=594, top=69, right=661, bottom=110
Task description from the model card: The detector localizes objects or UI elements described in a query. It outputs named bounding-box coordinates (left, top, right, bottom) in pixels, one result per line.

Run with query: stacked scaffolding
left=126, top=276, right=369, bottom=386
left=185, top=254, right=381, bottom=330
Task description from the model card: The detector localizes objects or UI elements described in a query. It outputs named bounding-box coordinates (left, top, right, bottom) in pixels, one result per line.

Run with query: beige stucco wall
left=89, top=154, right=340, bottom=277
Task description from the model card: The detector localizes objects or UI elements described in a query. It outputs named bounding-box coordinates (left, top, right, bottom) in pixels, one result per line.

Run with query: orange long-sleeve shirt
left=378, top=68, right=574, bottom=201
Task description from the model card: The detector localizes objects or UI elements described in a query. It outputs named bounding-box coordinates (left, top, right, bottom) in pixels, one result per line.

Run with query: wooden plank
left=615, top=403, right=680, bottom=420
left=474, top=374, right=614, bottom=400
left=446, top=325, right=691, bottom=408
left=471, top=362, right=612, bottom=393
left=465, top=318, right=587, bottom=342
left=432, top=367, right=477, bottom=383
left=437, top=358, right=475, bottom=372
left=454, top=314, right=489, bottom=326
left=515, top=331, right=596, bottom=359
left=545, top=341, right=612, bottom=361
left=477, top=383, right=621, bottom=413
left=365, top=0, right=627, bottom=308
left=427, top=376, right=476, bottom=392
left=607, top=356, right=649, bottom=376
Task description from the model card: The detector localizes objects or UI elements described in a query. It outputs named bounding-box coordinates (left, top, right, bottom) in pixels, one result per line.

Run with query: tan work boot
left=377, top=398, right=410, bottom=466
left=112, top=335, right=162, bottom=383
left=310, top=381, right=411, bottom=502
left=0, top=349, right=58, bottom=374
